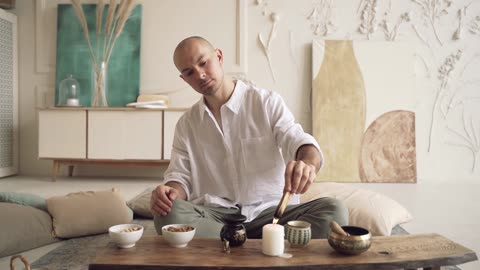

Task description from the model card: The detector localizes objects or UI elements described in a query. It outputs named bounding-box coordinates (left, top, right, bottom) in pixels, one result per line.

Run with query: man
left=151, top=36, right=348, bottom=239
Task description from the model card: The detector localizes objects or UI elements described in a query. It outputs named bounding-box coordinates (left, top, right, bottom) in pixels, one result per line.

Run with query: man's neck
left=204, top=79, right=236, bottom=113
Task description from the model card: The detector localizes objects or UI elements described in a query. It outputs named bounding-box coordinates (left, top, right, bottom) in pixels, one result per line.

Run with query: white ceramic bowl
left=161, top=224, right=196, bottom=248
left=109, top=224, right=144, bottom=248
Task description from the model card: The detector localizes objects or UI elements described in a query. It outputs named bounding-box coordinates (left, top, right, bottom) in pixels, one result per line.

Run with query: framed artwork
left=312, top=40, right=417, bottom=183
left=55, top=4, right=142, bottom=107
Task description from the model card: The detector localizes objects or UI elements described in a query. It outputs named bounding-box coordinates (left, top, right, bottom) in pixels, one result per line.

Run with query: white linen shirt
left=163, top=80, right=321, bottom=221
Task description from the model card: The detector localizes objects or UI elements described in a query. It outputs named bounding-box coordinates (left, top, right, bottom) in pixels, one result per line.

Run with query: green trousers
left=154, top=197, right=348, bottom=239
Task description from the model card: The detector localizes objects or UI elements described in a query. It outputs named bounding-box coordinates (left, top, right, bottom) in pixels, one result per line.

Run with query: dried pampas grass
left=107, top=0, right=136, bottom=62
left=70, top=0, right=138, bottom=106
left=71, top=0, right=97, bottom=70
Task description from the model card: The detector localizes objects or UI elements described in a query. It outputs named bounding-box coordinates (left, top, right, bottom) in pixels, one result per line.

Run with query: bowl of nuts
left=161, top=224, right=196, bottom=248
left=108, top=224, right=144, bottom=248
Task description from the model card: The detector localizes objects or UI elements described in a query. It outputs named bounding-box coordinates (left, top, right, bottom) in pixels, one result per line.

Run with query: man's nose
left=195, top=69, right=206, bottom=80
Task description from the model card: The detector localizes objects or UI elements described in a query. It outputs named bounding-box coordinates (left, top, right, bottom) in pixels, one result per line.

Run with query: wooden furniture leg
left=68, top=165, right=74, bottom=177
left=52, top=160, right=60, bottom=182
left=10, top=255, right=31, bottom=270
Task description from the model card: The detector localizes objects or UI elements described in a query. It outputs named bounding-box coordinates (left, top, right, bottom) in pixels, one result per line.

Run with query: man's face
left=174, top=41, right=224, bottom=96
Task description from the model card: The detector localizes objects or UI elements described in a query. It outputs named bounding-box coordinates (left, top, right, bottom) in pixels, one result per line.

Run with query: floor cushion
left=127, top=187, right=154, bottom=218
left=301, top=182, right=413, bottom=236
left=46, top=188, right=133, bottom=238
left=0, top=202, right=60, bottom=257
left=0, top=192, right=47, bottom=211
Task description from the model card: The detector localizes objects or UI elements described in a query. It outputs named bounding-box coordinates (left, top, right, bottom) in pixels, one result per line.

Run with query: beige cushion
left=0, top=203, right=60, bottom=257
left=46, top=188, right=132, bottom=238
left=127, top=187, right=154, bottom=218
left=301, top=182, right=413, bottom=236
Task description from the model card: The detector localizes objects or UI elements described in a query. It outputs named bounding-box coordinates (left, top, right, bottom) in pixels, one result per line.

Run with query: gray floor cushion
left=0, top=203, right=60, bottom=258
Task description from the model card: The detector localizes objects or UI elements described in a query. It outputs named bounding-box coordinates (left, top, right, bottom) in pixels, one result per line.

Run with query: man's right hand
left=150, top=184, right=181, bottom=216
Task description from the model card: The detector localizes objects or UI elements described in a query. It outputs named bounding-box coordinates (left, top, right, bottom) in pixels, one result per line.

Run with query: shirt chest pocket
left=241, top=136, right=283, bottom=174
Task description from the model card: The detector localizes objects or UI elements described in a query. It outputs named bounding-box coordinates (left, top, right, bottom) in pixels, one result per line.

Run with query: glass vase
left=91, top=61, right=108, bottom=107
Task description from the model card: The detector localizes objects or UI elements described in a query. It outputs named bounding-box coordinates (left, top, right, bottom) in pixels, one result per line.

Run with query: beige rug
left=31, top=219, right=155, bottom=270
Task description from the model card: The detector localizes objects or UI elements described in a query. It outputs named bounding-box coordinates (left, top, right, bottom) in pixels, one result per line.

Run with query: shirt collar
left=197, top=80, right=247, bottom=122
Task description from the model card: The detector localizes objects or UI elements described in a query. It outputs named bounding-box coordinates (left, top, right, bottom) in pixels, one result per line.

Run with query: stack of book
left=126, top=100, right=168, bottom=108
left=127, top=94, right=169, bottom=108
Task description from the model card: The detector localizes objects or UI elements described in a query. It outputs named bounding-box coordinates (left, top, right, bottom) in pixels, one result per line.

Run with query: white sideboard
left=38, top=107, right=185, bottom=180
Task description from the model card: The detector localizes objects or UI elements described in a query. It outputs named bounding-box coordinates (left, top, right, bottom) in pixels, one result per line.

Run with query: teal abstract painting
left=55, top=4, right=142, bottom=107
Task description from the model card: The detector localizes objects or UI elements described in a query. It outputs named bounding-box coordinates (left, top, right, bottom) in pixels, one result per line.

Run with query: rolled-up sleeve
left=163, top=119, right=192, bottom=200
left=266, top=92, right=323, bottom=167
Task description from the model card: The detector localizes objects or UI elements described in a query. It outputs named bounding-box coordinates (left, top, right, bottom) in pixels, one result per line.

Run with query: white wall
left=12, top=0, right=480, bottom=181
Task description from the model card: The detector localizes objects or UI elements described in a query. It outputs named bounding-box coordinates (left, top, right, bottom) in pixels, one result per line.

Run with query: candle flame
left=272, top=217, right=279, bottom=224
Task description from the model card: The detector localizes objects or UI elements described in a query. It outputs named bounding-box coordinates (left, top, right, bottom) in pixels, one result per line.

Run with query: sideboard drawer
left=88, top=110, right=163, bottom=160
left=38, top=110, right=87, bottom=159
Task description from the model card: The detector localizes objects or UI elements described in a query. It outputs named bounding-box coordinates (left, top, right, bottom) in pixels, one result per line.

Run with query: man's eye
left=185, top=71, right=193, bottom=77
left=200, top=61, right=207, bottom=66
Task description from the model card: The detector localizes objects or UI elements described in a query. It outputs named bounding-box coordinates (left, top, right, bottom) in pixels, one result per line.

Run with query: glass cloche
left=57, top=74, right=81, bottom=107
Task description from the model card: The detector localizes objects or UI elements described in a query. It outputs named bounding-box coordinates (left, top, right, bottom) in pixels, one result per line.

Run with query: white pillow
left=300, top=182, right=413, bottom=236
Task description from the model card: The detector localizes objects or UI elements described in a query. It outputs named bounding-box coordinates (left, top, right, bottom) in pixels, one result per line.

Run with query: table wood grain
left=88, top=233, right=477, bottom=270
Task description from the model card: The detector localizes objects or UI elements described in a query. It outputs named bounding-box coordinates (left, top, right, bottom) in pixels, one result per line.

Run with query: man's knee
left=153, top=200, right=195, bottom=235
left=325, top=198, right=349, bottom=225
left=310, top=197, right=349, bottom=225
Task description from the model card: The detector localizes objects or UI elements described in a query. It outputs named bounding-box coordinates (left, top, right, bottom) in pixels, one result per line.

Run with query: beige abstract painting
left=312, top=40, right=366, bottom=182
left=360, top=110, right=416, bottom=183
left=312, top=40, right=417, bottom=183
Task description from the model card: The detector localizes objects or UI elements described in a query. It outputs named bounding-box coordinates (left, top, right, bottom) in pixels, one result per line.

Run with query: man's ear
left=215, top=48, right=224, bottom=64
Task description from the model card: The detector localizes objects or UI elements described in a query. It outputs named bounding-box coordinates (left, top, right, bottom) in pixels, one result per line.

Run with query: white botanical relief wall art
left=258, top=12, right=280, bottom=83
left=469, top=13, right=480, bottom=34
left=380, top=1, right=411, bottom=41
left=255, top=0, right=270, bottom=16
left=415, top=53, right=432, bottom=77
left=442, top=49, right=480, bottom=172
left=307, top=0, right=337, bottom=36
left=358, top=0, right=379, bottom=39
left=452, top=4, right=469, bottom=40
left=407, top=0, right=480, bottom=174
left=446, top=101, right=480, bottom=172
left=412, top=0, right=453, bottom=46
left=427, top=49, right=463, bottom=152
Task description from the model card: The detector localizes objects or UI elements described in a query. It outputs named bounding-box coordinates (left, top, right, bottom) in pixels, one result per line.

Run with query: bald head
left=173, top=36, right=215, bottom=70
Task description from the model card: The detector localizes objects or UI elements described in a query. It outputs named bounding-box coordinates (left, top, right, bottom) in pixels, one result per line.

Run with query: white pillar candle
left=66, top=98, right=79, bottom=106
left=262, top=224, right=284, bottom=256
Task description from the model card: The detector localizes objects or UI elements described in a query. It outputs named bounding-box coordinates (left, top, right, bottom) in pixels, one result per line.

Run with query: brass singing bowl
left=328, top=226, right=372, bottom=255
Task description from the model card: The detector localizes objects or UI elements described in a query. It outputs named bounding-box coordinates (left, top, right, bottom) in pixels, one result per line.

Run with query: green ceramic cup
left=285, top=220, right=311, bottom=247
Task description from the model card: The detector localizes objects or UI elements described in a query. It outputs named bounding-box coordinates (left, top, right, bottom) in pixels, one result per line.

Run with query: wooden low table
left=89, top=234, right=477, bottom=270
